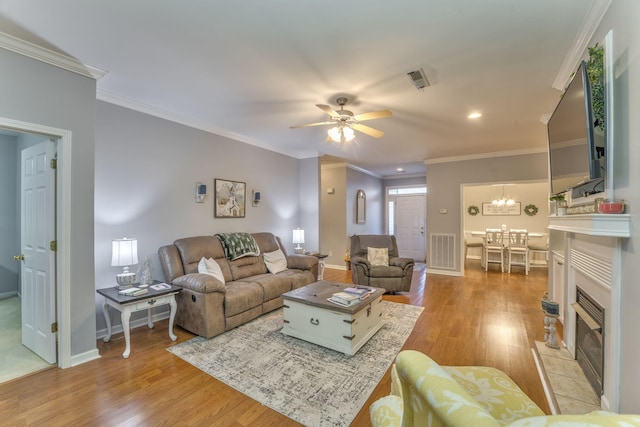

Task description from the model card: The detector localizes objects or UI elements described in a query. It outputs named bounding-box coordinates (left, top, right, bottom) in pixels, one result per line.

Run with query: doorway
left=0, top=116, right=73, bottom=371
left=461, top=181, right=550, bottom=274
left=386, top=185, right=427, bottom=261
left=0, top=131, right=57, bottom=382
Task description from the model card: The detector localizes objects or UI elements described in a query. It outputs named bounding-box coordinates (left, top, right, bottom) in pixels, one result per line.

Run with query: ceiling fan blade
left=289, top=121, right=334, bottom=129
left=316, top=104, right=341, bottom=118
left=353, top=109, right=392, bottom=121
left=351, top=123, right=384, bottom=138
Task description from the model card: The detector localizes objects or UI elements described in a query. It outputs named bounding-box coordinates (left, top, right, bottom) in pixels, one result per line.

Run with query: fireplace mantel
left=548, top=214, right=631, bottom=238
left=551, top=213, right=630, bottom=412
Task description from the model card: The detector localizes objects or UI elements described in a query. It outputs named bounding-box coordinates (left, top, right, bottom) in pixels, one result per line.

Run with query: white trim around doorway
left=0, top=116, right=72, bottom=369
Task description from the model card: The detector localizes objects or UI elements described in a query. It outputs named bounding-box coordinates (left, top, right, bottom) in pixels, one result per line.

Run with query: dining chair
left=507, top=229, right=530, bottom=274
left=484, top=228, right=505, bottom=272
left=528, top=233, right=549, bottom=266
left=464, top=232, right=484, bottom=266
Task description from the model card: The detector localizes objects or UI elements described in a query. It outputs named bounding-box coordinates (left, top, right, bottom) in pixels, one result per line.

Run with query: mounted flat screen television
left=547, top=60, right=605, bottom=196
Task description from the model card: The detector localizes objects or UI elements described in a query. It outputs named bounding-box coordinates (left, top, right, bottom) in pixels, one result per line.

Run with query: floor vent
left=430, top=233, right=456, bottom=270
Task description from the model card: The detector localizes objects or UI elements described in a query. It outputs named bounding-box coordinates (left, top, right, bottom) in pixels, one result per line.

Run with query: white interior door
left=394, top=195, right=426, bottom=261
left=21, top=140, right=57, bottom=364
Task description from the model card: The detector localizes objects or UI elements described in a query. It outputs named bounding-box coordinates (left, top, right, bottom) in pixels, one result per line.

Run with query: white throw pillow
left=263, top=249, right=288, bottom=274
left=198, top=257, right=225, bottom=284
left=367, top=247, right=389, bottom=266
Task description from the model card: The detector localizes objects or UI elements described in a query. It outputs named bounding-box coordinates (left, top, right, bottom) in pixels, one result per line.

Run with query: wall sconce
left=292, top=228, right=305, bottom=254
left=111, top=237, right=138, bottom=289
left=196, top=182, right=207, bottom=203
left=252, top=190, right=261, bottom=207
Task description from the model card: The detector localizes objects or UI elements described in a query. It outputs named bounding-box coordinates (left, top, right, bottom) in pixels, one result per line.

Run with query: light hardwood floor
left=0, top=261, right=552, bottom=426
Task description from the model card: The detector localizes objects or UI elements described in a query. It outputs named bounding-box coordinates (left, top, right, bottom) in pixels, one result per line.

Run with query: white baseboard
left=428, top=268, right=463, bottom=277
left=71, top=348, right=101, bottom=367
left=325, top=263, right=348, bottom=271
left=0, top=291, right=18, bottom=300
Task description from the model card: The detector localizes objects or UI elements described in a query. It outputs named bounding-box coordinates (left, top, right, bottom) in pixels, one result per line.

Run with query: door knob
left=13, top=254, right=25, bottom=261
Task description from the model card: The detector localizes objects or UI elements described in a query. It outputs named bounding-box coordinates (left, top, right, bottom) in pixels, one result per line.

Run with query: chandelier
left=492, top=185, right=515, bottom=206
left=327, top=125, right=355, bottom=143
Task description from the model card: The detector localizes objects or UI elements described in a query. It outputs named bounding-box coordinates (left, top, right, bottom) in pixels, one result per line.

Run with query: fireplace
left=573, top=287, right=604, bottom=397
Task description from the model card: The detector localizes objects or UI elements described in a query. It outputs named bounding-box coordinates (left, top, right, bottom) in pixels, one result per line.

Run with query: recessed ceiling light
left=396, top=168, right=405, bottom=173
left=468, top=112, right=482, bottom=119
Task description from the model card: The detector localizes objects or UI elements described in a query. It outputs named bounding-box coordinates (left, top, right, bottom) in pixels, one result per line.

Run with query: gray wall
left=94, top=101, right=317, bottom=332
left=320, top=165, right=347, bottom=266
left=426, top=152, right=548, bottom=273
left=593, top=0, right=640, bottom=412
left=320, top=164, right=383, bottom=267
left=382, top=175, right=426, bottom=189
left=0, top=134, right=17, bottom=297
left=0, top=48, right=97, bottom=358
left=346, top=167, right=383, bottom=237
left=298, top=157, right=320, bottom=253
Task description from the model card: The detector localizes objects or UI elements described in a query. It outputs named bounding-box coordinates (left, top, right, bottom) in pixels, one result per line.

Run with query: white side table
left=97, top=282, right=181, bottom=358
left=314, top=254, right=329, bottom=280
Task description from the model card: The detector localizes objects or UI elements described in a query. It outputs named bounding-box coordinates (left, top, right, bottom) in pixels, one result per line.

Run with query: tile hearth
left=534, top=341, right=600, bottom=415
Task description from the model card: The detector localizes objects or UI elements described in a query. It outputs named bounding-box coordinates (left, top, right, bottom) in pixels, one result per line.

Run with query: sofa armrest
left=351, top=255, right=370, bottom=268
left=369, top=395, right=403, bottom=427
left=389, top=257, right=414, bottom=269
left=172, top=273, right=226, bottom=294
left=286, top=254, right=318, bottom=271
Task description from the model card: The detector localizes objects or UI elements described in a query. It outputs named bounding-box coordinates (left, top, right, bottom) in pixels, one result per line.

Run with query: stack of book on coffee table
left=328, top=286, right=375, bottom=306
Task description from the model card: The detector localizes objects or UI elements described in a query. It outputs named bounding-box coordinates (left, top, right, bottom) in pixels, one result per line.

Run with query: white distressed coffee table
left=281, top=281, right=385, bottom=355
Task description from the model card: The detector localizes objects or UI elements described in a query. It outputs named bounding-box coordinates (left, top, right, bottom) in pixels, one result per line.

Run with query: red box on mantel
left=598, top=200, right=625, bottom=214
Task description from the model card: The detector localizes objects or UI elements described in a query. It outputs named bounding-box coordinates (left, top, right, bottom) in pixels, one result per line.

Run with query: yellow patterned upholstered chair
left=370, top=350, right=640, bottom=427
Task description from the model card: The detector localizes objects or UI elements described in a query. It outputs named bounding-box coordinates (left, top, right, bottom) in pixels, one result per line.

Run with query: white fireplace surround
left=548, top=214, right=630, bottom=412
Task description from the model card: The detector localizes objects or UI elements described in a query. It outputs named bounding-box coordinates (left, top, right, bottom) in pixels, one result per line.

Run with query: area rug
left=168, top=300, right=423, bottom=427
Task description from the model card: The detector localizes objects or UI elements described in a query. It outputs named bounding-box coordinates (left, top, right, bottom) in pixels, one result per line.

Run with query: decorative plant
left=586, top=43, right=605, bottom=132
left=549, top=194, right=565, bottom=202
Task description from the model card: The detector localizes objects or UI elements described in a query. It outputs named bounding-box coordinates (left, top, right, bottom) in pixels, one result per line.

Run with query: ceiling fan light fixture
left=328, top=126, right=355, bottom=143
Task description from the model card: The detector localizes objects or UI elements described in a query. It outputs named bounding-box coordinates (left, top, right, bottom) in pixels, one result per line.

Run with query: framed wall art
left=214, top=179, right=246, bottom=218
left=482, top=202, right=521, bottom=216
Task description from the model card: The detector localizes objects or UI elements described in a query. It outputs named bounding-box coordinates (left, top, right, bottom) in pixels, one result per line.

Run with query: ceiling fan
left=290, top=97, right=392, bottom=143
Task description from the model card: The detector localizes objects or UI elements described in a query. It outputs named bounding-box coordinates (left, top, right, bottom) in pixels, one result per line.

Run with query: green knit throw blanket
left=215, top=232, right=260, bottom=260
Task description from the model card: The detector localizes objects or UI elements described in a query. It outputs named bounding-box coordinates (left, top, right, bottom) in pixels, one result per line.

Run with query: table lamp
left=112, top=237, right=139, bottom=289
left=292, top=229, right=305, bottom=254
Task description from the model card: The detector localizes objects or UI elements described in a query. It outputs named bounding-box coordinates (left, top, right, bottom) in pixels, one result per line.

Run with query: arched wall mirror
left=356, top=189, right=366, bottom=224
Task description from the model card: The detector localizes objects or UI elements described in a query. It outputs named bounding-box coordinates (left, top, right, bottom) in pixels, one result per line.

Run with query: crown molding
left=382, top=172, right=426, bottom=180
left=0, top=32, right=107, bottom=80
left=320, top=161, right=381, bottom=178
left=425, top=146, right=547, bottom=165
left=551, top=0, right=612, bottom=91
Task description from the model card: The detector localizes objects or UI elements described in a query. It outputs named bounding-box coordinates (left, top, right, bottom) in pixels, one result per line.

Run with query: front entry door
left=394, top=195, right=426, bottom=261
left=21, top=139, right=57, bottom=364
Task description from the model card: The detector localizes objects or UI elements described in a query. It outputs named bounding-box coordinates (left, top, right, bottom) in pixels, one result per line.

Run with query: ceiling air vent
left=407, top=68, right=430, bottom=90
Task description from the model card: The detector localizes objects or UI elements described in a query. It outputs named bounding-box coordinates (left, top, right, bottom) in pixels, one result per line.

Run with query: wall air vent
left=407, top=68, right=430, bottom=90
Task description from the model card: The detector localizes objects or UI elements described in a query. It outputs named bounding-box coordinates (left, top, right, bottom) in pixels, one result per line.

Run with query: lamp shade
left=292, top=229, right=305, bottom=245
left=111, top=237, right=138, bottom=267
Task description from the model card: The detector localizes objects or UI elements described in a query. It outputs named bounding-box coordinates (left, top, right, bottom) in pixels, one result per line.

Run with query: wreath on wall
left=467, top=205, right=480, bottom=216
left=524, top=204, right=538, bottom=216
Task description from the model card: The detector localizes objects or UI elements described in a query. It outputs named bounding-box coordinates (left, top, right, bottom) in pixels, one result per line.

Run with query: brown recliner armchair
left=350, top=234, right=414, bottom=293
